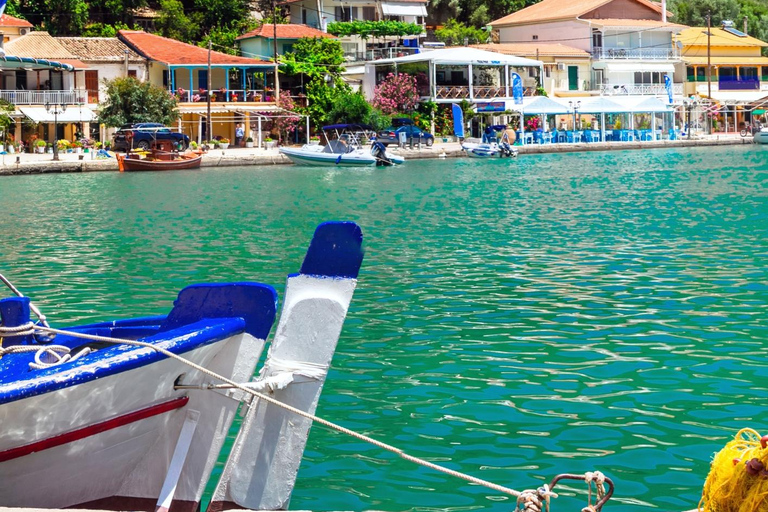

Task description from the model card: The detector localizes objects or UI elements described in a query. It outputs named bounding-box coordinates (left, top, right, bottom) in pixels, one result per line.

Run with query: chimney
left=744, top=16, right=748, bottom=35
left=661, top=0, right=666, bottom=23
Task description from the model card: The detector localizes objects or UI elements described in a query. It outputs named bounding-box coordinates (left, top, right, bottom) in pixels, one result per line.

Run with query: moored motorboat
left=461, top=140, right=519, bottom=158
left=0, top=221, right=364, bottom=511
left=117, top=148, right=203, bottom=171
left=753, top=128, right=768, bottom=144
left=280, top=124, right=404, bottom=167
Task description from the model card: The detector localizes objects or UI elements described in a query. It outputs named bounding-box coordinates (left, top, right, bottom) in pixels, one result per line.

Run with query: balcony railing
left=600, top=83, right=683, bottom=96
left=172, top=88, right=275, bottom=103
left=344, top=46, right=419, bottom=62
left=433, top=85, right=535, bottom=101
left=719, top=77, right=759, bottom=90
left=0, top=89, right=88, bottom=105
left=592, top=47, right=679, bottom=60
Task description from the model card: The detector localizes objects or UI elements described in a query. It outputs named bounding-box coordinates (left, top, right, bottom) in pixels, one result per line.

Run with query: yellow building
left=675, top=22, right=768, bottom=130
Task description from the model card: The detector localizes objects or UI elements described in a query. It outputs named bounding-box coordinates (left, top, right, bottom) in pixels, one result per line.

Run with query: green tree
left=155, top=0, right=201, bottom=42
left=280, top=37, right=346, bottom=78
left=43, top=0, right=90, bottom=35
left=326, top=90, right=390, bottom=130
left=668, top=0, right=740, bottom=27
left=82, top=21, right=133, bottom=37
left=98, top=77, right=180, bottom=127
left=435, top=19, right=489, bottom=45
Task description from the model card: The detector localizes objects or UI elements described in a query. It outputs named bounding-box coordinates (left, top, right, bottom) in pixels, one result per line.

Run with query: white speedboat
left=280, top=124, right=404, bottom=167
left=753, top=128, right=768, bottom=144
left=0, top=221, right=364, bottom=511
left=462, top=141, right=518, bottom=159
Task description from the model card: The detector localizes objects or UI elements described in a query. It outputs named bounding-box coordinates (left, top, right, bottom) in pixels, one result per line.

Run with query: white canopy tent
left=371, top=47, right=543, bottom=67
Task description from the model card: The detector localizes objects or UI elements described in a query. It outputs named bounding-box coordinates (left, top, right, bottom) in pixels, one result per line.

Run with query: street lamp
left=45, top=100, right=68, bottom=161
left=569, top=100, right=582, bottom=130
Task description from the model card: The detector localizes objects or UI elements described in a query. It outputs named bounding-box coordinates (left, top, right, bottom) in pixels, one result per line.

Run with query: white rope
left=517, top=484, right=558, bottom=512
left=25, top=324, right=524, bottom=499
left=0, top=340, right=92, bottom=370
left=244, top=356, right=329, bottom=392
left=584, top=470, right=606, bottom=507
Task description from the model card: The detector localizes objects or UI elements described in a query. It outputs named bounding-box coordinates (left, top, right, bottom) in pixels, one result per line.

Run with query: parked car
left=376, top=124, right=434, bottom=147
left=112, top=123, right=190, bottom=151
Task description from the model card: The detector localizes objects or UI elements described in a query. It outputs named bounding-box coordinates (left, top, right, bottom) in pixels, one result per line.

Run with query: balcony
left=173, top=88, right=275, bottom=103
left=600, top=83, right=683, bottom=96
left=592, top=47, right=679, bottom=60
left=344, top=46, right=420, bottom=62
left=433, top=85, right=536, bottom=101
left=0, top=89, right=89, bottom=106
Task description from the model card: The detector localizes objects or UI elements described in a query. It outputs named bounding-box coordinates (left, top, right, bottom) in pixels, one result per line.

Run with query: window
left=282, top=43, right=294, bottom=54
left=362, top=6, right=375, bottom=20
left=128, top=69, right=137, bottom=78
left=762, top=66, right=768, bottom=80
left=335, top=6, right=351, bottom=21
left=532, top=35, right=538, bottom=40
left=697, top=67, right=706, bottom=81
left=302, top=8, right=307, bottom=24
left=162, top=70, right=169, bottom=87
left=686, top=66, right=695, bottom=82
left=741, top=67, right=758, bottom=79
left=544, top=65, right=551, bottom=78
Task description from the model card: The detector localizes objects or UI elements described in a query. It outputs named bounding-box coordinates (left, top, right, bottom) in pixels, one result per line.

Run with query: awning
left=381, top=2, right=427, bottom=16
left=709, top=91, right=768, bottom=105
left=519, top=96, right=570, bottom=114
left=753, top=109, right=766, bottom=115
left=594, top=62, right=675, bottom=74
left=19, top=106, right=95, bottom=123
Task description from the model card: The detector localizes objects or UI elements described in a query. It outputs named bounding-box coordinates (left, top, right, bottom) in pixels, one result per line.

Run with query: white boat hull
left=462, top=142, right=518, bottom=159
left=280, top=145, right=404, bottom=167
left=0, top=331, right=262, bottom=510
left=753, top=129, right=768, bottom=144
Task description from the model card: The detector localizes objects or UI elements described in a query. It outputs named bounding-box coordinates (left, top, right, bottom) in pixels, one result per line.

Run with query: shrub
left=372, top=73, right=419, bottom=115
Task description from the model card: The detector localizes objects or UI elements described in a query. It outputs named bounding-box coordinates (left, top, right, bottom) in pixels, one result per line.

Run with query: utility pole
left=707, top=11, right=712, bottom=134
left=273, top=0, right=280, bottom=102
left=207, top=40, right=212, bottom=142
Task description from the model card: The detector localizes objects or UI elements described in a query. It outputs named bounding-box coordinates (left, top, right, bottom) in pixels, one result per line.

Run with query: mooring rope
left=16, top=323, right=527, bottom=500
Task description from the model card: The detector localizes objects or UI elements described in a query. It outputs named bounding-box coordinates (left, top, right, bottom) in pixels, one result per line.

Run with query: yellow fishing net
left=700, top=428, right=768, bottom=512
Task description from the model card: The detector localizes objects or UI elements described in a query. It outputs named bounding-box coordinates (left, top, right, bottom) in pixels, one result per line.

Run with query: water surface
left=1, top=145, right=767, bottom=511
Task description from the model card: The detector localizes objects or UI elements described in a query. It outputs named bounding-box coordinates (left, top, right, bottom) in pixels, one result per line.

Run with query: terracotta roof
left=236, top=24, right=335, bottom=41
left=490, top=0, right=669, bottom=27
left=472, top=43, right=590, bottom=58
left=57, top=37, right=145, bottom=63
left=118, top=30, right=272, bottom=66
left=587, top=18, right=684, bottom=29
left=676, top=27, right=768, bottom=48
left=4, top=32, right=87, bottom=68
left=0, top=14, right=33, bottom=27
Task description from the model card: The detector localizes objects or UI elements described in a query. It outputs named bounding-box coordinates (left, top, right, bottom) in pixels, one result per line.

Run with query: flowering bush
left=274, top=91, right=300, bottom=143
left=525, top=116, right=540, bottom=131
left=57, top=139, right=71, bottom=150
left=372, top=73, right=419, bottom=115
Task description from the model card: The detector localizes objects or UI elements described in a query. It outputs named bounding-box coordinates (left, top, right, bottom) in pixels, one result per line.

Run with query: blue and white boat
left=280, top=124, right=405, bottom=167
left=461, top=125, right=518, bottom=159
left=0, top=222, right=364, bottom=511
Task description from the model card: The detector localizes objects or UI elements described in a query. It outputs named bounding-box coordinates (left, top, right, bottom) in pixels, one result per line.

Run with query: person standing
left=235, top=123, right=244, bottom=147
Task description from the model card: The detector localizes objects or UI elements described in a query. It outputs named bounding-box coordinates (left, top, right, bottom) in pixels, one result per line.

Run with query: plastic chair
left=540, top=132, right=553, bottom=144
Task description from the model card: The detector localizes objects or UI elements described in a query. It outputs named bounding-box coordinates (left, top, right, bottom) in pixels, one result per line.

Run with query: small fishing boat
left=280, top=124, right=404, bottom=167
left=461, top=125, right=519, bottom=159
left=0, top=221, right=363, bottom=511
left=117, top=148, right=203, bottom=172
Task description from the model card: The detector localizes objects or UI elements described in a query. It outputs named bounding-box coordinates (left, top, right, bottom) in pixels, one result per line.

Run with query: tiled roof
left=4, top=32, right=88, bottom=67
left=677, top=27, right=768, bottom=48
left=236, top=24, right=336, bottom=40
left=490, top=0, right=669, bottom=27
left=118, top=30, right=272, bottom=66
left=472, top=43, right=590, bottom=58
left=57, top=37, right=145, bottom=62
left=0, top=14, right=33, bottom=27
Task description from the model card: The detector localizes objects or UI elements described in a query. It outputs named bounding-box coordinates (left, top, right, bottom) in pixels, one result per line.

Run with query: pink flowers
left=372, top=73, right=419, bottom=115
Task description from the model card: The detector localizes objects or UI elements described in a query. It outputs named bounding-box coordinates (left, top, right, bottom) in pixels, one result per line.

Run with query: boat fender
left=336, top=154, right=343, bottom=164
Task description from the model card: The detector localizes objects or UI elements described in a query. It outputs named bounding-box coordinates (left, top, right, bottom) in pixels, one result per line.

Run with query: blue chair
left=555, top=130, right=566, bottom=143
left=620, top=130, right=635, bottom=142
left=540, top=131, right=553, bottom=144
left=566, top=131, right=582, bottom=143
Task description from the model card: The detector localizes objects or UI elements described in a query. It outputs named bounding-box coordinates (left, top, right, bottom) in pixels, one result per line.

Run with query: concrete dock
left=0, top=134, right=753, bottom=176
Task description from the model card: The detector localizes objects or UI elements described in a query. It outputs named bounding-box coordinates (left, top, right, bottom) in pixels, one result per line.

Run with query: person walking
left=235, top=123, right=244, bottom=147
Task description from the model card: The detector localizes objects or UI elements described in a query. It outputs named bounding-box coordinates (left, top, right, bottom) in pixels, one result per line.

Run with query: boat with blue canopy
left=280, top=123, right=405, bottom=167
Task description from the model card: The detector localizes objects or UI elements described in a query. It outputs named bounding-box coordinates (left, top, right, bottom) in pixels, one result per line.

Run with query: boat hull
left=117, top=153, right=203, bottom=171
left=462, top=142, right=519, bottom=159
left=753, top=130, right=768, bottom=144
left=0, top=329, right=261, bottom=511
left=280, top=145, right=404, bottom=167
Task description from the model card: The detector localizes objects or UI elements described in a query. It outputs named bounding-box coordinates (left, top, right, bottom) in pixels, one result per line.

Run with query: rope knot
left=584, top=470, right=606, bottom=506
left=517, top=485, right=557, bottom=512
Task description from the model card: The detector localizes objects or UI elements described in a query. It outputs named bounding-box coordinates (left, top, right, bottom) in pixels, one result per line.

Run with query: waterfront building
left=675, top=22, right=768, bottom=132
left=235, top=23, right=334, bottom=60
left=282, top=0, right=428, bottom=62
left=117, top=30, right=280, bottom=145
left=471, top=43, right=591, bottom=98
left=489, top=0, right=685, bottom=101
left=2, top=31, right=93, bottom=145
left=0, top=13, right=33, bottom=43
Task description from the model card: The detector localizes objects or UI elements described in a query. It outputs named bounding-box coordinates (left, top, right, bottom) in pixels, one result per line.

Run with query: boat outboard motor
left=371, top=141, right=392, bottom=166
left=499, top=141, right=514, bottom=158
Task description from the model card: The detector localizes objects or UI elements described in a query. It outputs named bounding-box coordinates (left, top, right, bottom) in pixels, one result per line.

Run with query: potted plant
left=190, top=141, right=198, bottom=150
left=211, top=139, right=221, bottom=149
left=71, top=140, right=83, bottom=154
left=219, top=137, right=230, bottom=149
left=35, top=139, right=46, bottom=153
left=264, top=136, right=275, bottom=149
left=309, top=135, right=320, bottom=146
left=245, top=137, right=254, bottom=148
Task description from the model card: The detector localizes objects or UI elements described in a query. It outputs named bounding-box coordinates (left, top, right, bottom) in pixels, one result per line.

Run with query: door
left=568, top=66, right=578, bottom=91
left=85, top=70, right=99, bottom=103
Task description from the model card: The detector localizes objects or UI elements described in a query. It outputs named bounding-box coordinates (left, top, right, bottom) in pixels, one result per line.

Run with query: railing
left=719, top=77, right=760, bottom=90
left=600, top=83, right=683, bottom=96
left=344, top=47, right=419, bottom=62
left=0, top=89, right=88, bottom=105
left=173, top=88, right=275, bottom=103
left=434, top=85, right=535, bottom=100
left=592, top=47, right=679, bottom=60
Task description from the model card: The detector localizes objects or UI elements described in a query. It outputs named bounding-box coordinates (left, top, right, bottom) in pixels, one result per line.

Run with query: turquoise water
left=1, top=146, right=767, bottom=511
